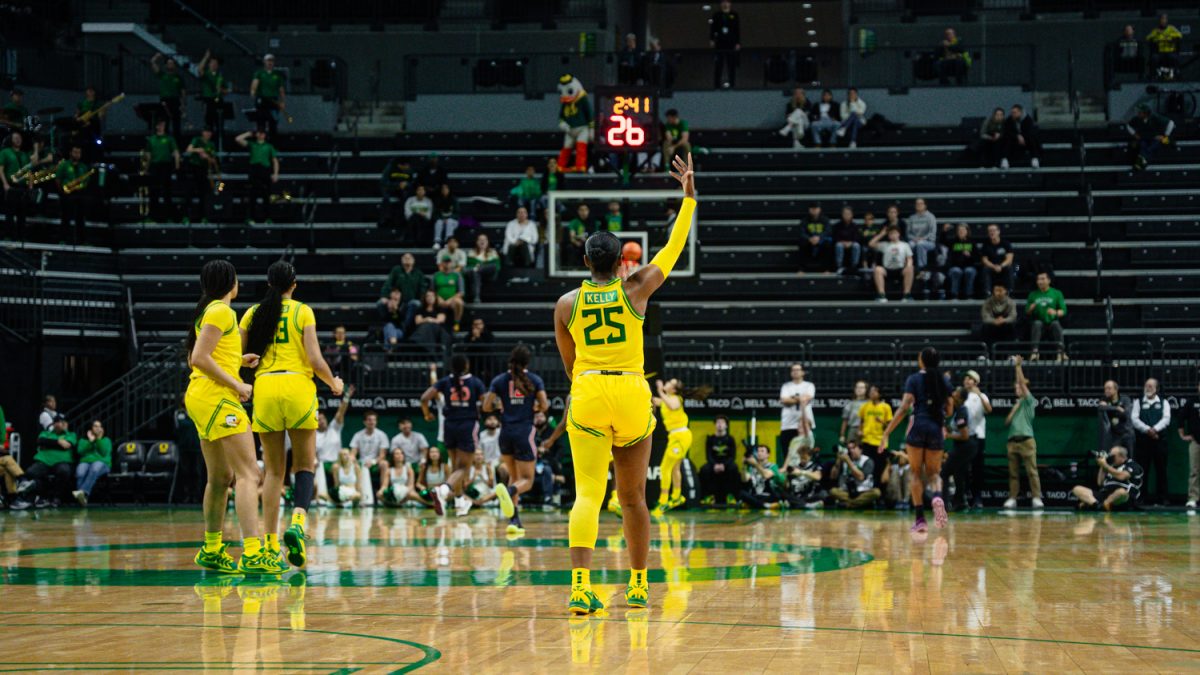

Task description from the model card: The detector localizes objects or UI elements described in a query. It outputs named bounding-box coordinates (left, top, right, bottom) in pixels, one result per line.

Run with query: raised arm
left=333, top=384, right=354, bottom=426
left=625, top=153, right=695, bottom=306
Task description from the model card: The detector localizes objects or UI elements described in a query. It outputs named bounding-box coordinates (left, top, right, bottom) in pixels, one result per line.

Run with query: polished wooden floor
left=2, top=505, right=1199, bottom=673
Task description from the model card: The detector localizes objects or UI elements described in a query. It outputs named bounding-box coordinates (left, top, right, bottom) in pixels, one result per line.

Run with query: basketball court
left=3, top=507, right=1198, bottom=672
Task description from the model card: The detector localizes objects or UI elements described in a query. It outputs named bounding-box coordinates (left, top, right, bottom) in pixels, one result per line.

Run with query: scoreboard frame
left=593, top=86, right=660, bottom=154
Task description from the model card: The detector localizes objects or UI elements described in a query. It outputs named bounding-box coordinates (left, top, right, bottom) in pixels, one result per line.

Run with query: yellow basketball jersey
left=239, top=298, right=315, bottom=377
left=660, top=394, right=689, bottom=432
left=567, top=277, right=645, bottom=378
left=190, top=300, right=242, bottom=381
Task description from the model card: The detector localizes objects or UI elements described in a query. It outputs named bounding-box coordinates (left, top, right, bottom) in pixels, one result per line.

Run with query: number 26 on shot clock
left=607, top=115, right=645, bottom=147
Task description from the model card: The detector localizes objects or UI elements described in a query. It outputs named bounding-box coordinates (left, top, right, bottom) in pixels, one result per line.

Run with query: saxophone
left=62, top=169, right=96, bottom=195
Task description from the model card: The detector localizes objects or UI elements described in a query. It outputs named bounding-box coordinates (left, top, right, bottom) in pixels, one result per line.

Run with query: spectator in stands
left=1072, top=445, right=1143, bottom=512
left=537, top=156, right=564, bottom=225
left=333, top=449, right=362, bottom=506
left=315, top=388, right=353, bottom=505
left=381, top=252, right=428, bottom=316
left=236, top=128, right=278, bottom=225
left=662, top=109, right=691, bottom=168
left=873, top=225, right=914, bottom=303
left=1127, top=104, right=1175, bottom=171
left=1002, top=104, right=1041, bottom=170
left=778, top=88, right=811, bottom=150
left=709, top=0, right=740, bottom=88
left=980, top=282, right=1018, bottom=348
left=411, top=289, right=451, bottom=350
left=379, top=156, right=412, bottom=227
left=883, top=449, right=910, bottom=508
left=0, top=409, right=32, bottom=510
left=830, top=207, right=861, bottom=275
left=837, top=88, right=867, bottom=148
left=509, top=164, right=542, bottom=213
left=618, top=33, right=643, bottom=85
left=905, top=198, right=938, bottom=273
left=377, top=289, right=408, bottom=350
left=979, top=224, right=1015, bottom=293
left=963, top=370, right=992, bottom=509
left=431, top=184, right=459, bottom=249
left=809, top=89, right=841, bottom=148
left=144, top=119, right=181, bottom=223
left=1098, top=380, right=1135, bottom=456
left=381, top=448, right=425, bottom=507
left=881, top=204, right=905, bottom=238
left=945, top=223, right=978, bottom=299
left=28, top=414, right=76, bottom=505
left=1003, top=356, right=1043, bottom=509
left=324, top=324, right=360, bottom=381
left=478, top=414, right=502, bottom=471
left=779, top=363, right=816, bottom=461
left=1146, top=13, right=1182, bottom=81
left=830, top=440, right=880, bottom=508
left=643, top=38, right=675, bottom=90
left=150, top=54, right=185, bottom=141
left=1026, top=271, right=1067, bottom=361
left=503, top=206, right=538, bottom=269
left=391, top=417, right=430, bottom=471
left=72, top=419, right=111, bottom=506
left=350, top=411, right=390, bottom=492
left=799, top=202, right=831, bottom=273
left=461, top=317, right=497, bottom=380
left=1131, top=378, right=1171, bottom=506
left=432, top=255, right=466, bottom=331
left=978, top=107, right=1005, bottom=168
left=840, top=380, right=868, bottom=446
left=39, top=394, right=58, bottom=430
left=1177, top=381, right=1200, bottom=509
left=3, top=90, right=27, bottom=123
left=466, top=233, right=501, bottom=303
left=404, top=184, right=434, bottom=246
left=860, top=211, right=883, bottom=268
left=1114, top=25, right=1141, bottom=75
left=436, top=237, right=467, bottom=273
left=604, top=200, right=624, bottom=232
left=700, top=415, right=740, bottom=505
left=935, top=27, right=970, bottom=85
left=564, top=203, right=596, bottom=266
left=740, top=444, right=782, bottom=509
left=414, top=153, right=448, bottom=191
left=417, top=446, right=449, bottom=507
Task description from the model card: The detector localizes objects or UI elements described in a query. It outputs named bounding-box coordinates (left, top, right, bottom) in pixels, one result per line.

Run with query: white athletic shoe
left=849, top=141, right=857, bottom=148
left=1031, top=158, right=1040, bottom=169
left=1031, top=498, right=1045, bottom=509
left=1000, top=158, right=1010, bottom=170
left=456, top=496, right=472, bottom=517
left=1002, top=498, right=1017, bottom=509
left=1186, top=500, right=1197, bottom=509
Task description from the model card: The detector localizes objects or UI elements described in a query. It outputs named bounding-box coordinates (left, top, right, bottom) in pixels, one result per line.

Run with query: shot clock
left=594, top=86, right=660, bottom=152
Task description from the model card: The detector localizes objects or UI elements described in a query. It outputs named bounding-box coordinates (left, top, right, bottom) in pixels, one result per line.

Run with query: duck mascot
left=556, top=74, right=592, bottom=172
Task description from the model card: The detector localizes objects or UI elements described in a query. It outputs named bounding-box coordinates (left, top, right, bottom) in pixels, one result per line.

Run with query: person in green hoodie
left=1026, top=271, right=1067, bottom=361
left=509, top=164, right=542, bottom=212
left=28, top=414, right=77, bottom=504
left=74, top=419, right=112, bottom=506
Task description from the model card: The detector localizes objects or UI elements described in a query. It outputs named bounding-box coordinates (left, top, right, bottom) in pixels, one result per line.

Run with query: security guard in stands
left=143, top=118, right=181, bottom=222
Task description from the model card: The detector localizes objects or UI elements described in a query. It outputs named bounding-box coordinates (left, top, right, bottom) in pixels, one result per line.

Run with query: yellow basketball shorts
left=185, top=377, right=250, bottom=442
left=251, top=372, right=318, bottom=433
left=568, top=374, right=656, bottom=447
left=665, top=429, right=693, bottom=459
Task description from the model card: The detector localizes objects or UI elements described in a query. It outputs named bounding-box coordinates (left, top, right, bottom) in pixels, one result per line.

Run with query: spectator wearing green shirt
left=604, top=200, right=624, bottom=232
left=185, top=128, right=219, bottom=223
left=433, top=255, right=466, bottom=331
left=1026, top=271, right=1067, bottom=361
left=2, top=90, right=28, bottom=126
left=150, top=53, right=186, bottom=141
left=196, top=50, right=231, bottom=139
left=143, top=119, right=181, bottom=222
left=249, top=54, right=287, bottom=137
left=55, top=145, right=92, bottom=244
left=0, top=130, right=43, bottom=236
left=466, top=232, right=501, bottom=303
left=509, top=164, right=542, bottom=212
left=27, top=414, right=77, bottom=504
left=378, top=156, right=411, bottom=227
left=74, top=86, right=106, bottom=161
left=1003, top=356, right=1043, bottom=509
left=74, top=419, right=112, bottom=506
left=236, top=128, right=280, bottom=224
left=563, top=202, right=596, bottom=266
left=380, top=252, right=428, bottom=306
left=662, top=109, right=690, bottom=169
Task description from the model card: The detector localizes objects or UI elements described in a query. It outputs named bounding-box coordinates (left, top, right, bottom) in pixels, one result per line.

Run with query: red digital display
left=595, top=87, right=659, bottom=153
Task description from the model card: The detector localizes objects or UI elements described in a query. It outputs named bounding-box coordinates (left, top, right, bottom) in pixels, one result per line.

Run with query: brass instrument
left=62, top=169, right=95, bottom=194
left=28, top=165, right=58, bottom=186
left=269, top=190, right=292, bottom=204
left=10, top=161, right=34, bottom=183
left=208, top=156, right=224, bottom=195
left=77, top=93, right=126, bottom=126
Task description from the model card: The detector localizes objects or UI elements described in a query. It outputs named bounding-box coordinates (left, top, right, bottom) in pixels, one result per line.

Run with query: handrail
left=167, top=0, right=254, bottom=57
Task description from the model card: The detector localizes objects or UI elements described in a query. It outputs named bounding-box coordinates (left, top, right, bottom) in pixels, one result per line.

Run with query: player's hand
left=878, top=437, right=889, bottom=452
left=242, top=353, right=260, bottom=368
left=1013, top=354, right=1023, bottom=366
left=423, top=412, right=435, bottom=422
left=329, top=377, right=345, bottom=397
left=235, top=381, right=253, bottom=402
left=669, top=152, right=695, bottom=199
left=271, top=175, right=279, bottom=183
left=346, top=384, right=356, bottom=397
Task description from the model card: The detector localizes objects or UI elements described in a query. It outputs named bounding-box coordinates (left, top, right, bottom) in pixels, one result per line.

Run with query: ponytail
left=509, top=344, right=534, bottom=396
left=919, top=346, right=949, bottom=421
left=243, top=261, right=297, bottom=362
left=450, top=353, right=470, bottom=401
left=186, top=259, right=238, bottom=356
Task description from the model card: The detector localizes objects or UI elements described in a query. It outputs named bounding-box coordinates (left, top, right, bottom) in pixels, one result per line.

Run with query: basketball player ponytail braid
left=508, top=344, right=534, bottom=396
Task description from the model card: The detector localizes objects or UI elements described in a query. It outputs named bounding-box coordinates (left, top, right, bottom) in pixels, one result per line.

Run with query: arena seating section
left=8, top=123, right=1200, bottom=410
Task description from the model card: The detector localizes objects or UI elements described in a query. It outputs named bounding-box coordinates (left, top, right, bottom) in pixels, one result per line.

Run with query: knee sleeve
left=568, top=431, right=613, bottom=549
left=293, top=470, right=314, bottom=511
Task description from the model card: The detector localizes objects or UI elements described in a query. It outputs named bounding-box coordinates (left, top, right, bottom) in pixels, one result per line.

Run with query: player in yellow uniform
left=652, top=378, right=691, bottom=516
left=240, top=261, right=344, bottom=569
left=553, top=153, right=695, bottom=614
left=184, top=259, right=282, bottom=575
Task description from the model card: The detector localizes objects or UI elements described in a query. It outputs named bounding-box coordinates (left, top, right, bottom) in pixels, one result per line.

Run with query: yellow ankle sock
left=630, top=568, right=647, bottom=587
left=572, top=568, right=591, bottom=589
left=265, top=533, right=279, bottom=551
left=671, top=488, right=682, bottom=499
left=291, top=511, right=306, bottom=528
left=203, top=531, right=223, bottom=553
left=243, top=537, right=263, bottom=557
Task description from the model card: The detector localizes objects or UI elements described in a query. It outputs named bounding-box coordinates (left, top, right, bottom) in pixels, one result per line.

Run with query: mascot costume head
left=556, top=74, right=592, bottom=172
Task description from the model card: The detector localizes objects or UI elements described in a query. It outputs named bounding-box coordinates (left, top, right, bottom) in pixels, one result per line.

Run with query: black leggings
left=940, top=438, right=978, bottom=507
left=25, top=461, right=72, bottom=499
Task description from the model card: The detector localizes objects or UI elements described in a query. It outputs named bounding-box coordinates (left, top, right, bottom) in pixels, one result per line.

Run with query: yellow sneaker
left=668, top=494, right=686, bottom=510
left=625, top=582, right=649, bottom=608
left=194, top=543, right=239, bottom=574
left=607, top=498, right=622, bottom=517
left=282, top=523, right=307, bottom=568
left=568, top=586, right=605, bottom=615
left=651, top=504, right=666, bottom=519
left=505, top=523, right=526, bottom=539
